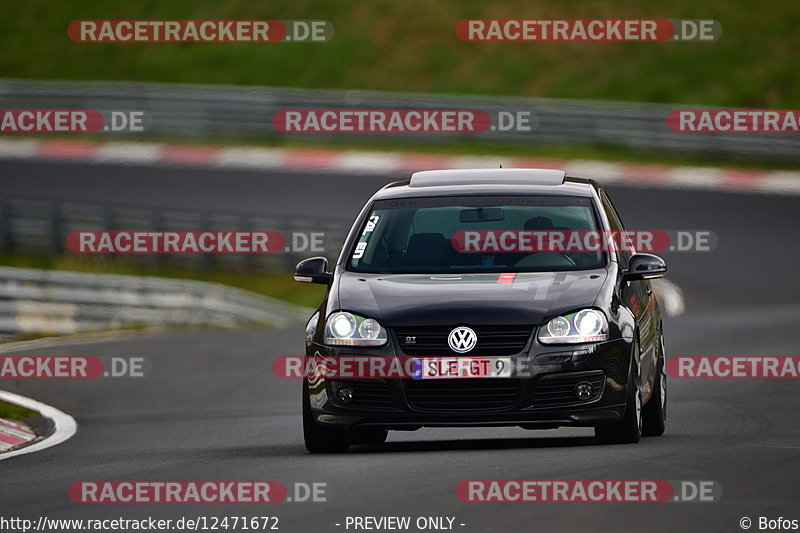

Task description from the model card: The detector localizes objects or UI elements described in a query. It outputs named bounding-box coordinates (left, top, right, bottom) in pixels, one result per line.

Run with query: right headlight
left=324, top=311, right=388, bottom=346
left=538, top=308, right=608, bottom=344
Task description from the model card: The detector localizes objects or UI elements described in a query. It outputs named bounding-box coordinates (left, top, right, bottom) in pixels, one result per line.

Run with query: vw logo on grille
left=448, top=326, right=477, bottom=353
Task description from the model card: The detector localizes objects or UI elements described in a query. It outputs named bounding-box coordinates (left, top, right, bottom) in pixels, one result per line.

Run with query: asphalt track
left=1, top=159, right=799, bottom=532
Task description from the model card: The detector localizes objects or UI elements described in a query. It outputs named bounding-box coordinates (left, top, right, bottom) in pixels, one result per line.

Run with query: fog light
left=575, top=382, right=593, bottom=400
left=336, top=386, right=354, bottom=404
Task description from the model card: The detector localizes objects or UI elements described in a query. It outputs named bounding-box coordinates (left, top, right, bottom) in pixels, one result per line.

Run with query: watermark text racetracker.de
left=276, top=355, right=592, bottom=380
left=0, top=110, right=149, bottom=133
left=450, top=229, right=717, bottom=254
left=67, top=231, right=325, bottom=254
left=67, top=480, right=326, bottom=503
left=667, top=356, right=800, bottom=378
left=458, top=480, right=721, bottom=503
left=0, top=356, right=149, bottom=379
left=456, top=19, right=722, bottom=42
left=68, top=20, right=334, bottom=43
left=275, top=355, right=514, bottom=380
left=667, top=110, right=800, bottom=132
left=273, top=109, right=538, bottom=134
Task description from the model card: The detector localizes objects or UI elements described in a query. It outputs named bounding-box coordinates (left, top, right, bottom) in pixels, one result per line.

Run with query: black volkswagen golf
left=294, top=169, right=668, bottom=452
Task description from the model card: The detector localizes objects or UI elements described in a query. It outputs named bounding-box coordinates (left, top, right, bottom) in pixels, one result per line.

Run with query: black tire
left=303, top=379, right=350, bottom=453
left=642, top=333, right=667, bottom=437
left=349, top=428, right=388, bottom=445
left=595, top=341, right=642, bottom=445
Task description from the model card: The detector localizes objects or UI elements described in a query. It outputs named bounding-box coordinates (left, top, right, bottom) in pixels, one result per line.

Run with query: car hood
left=335, top=270, right=608, bottom=326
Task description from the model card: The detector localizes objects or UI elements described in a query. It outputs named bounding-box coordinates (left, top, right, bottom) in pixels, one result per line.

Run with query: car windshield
left=347, top=195, right=605, bottom=274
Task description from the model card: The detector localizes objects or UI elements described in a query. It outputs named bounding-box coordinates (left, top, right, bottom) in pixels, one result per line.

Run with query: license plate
left=412, top=357, right=513, bottom=379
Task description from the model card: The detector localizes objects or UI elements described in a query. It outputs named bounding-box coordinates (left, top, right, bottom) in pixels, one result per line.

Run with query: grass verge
left=0, top=400, right=39, bottom=422
left=1, top=0, right=798, bottom=108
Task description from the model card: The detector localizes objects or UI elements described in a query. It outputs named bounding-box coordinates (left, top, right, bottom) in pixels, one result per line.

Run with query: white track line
left=0, top=390, right=77, bottom=461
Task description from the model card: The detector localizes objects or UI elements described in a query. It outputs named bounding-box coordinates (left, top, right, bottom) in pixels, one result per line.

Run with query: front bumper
left=306, top=336, right=633, bottom=430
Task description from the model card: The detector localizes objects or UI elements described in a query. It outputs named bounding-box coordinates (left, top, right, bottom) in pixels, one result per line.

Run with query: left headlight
left=324, top=311, right=388, bottom=346
left=538, top=309, right=608, bottom=344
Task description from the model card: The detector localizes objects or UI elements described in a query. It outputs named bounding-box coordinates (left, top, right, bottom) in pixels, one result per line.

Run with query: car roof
left=372, top=168, right=600, bottom=200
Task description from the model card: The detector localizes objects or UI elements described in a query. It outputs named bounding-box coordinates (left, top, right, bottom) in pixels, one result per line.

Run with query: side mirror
left=623, top=253, right=667, bottom=281
left=294, top=257, right=332, bottom=285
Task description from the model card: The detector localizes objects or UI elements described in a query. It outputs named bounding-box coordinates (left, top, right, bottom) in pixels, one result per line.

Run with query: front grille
left=394, top=325, right=532, bottom=356
left=532, top=371, right=605, bottom=408
left=404, top=378, right=521, bottom=411
left=329, top=380, right=395, bottom=411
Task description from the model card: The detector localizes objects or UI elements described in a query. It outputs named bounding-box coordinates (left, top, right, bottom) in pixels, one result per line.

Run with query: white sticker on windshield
left=352, top=241, right=367, bottom=259
left=362, top=215, right=380, bottom=236
left=353, top=215, right=380, bottom=260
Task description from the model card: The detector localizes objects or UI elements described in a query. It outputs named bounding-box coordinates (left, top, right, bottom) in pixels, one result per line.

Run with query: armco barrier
left=1, top=79, right=798, bottom=162
left=0, top=196, right=347, bottom=272
left=0, top=266, right=312, bottom=337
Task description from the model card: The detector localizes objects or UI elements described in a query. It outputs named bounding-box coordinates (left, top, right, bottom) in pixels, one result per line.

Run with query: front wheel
left=595, top=342, right=642, bottom=445
left=303, top=380, right=350, bottom=453
left=642, top=333, right=667, bottom=437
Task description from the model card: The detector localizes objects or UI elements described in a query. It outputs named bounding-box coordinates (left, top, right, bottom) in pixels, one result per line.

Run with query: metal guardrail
left=0, top=196, right=348, bottom=272
left=1, top=78, right=798, bottom=161
left=0, top=194, right=330, bottom=337
left=0, top=266, right=312, bottom=337
left=0, top=194, right=339, bottom=338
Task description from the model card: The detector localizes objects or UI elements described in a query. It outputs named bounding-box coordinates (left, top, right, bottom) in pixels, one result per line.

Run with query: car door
left=599, top=189, right=658, bottom=398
